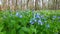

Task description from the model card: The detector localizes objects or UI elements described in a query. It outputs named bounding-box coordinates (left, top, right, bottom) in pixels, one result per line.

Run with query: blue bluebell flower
left=32, top=18, right=37, bottom=22
left=52, top=16, right=57, bottom=20
left=34, top=19, right=37, bottom=22
left=58, top=16, right=60, bottom=19
left=16, top=12, right=19, bottom=16
left=16, top=12, right=23, bottom=18
left=19, top=15, right=23, bottom=18
left=30, top=20, right=34, bottom=24
left=35, top=13, right=40, bottom=18
left=38, top=20, right=43, bottom=25
left=41, top=15, right=46, bottom=21
left=46, top=24, right=50, bottom=28
left=30, top=18, right=36, bottom=22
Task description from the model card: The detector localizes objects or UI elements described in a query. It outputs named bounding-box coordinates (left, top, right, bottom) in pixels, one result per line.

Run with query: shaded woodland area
left=0, top=0, right=60, bottom=11
left=0, top=0, right=60, bottom=34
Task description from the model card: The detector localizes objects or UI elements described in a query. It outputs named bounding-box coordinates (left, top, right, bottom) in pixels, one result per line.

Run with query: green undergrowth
left=0, top=10, right=60, bottom=34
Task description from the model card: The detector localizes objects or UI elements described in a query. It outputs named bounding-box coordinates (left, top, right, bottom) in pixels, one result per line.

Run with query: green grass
left=0, top=10, right=60, bottom=34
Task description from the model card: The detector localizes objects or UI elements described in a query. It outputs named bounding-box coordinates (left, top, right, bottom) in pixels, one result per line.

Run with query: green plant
left=0, top=10, right=60, bottom=34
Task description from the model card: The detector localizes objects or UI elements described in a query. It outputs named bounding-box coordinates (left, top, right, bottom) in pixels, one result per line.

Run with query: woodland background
left=0, top=0, right=60, bottom=10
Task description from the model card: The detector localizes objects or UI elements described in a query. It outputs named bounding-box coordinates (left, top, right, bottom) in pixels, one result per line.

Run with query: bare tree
left=35, top=0, right=38, bottom=10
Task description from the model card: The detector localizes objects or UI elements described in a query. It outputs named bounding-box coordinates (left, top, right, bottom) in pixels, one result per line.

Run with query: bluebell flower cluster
left=52, top=16, right=60, bottom=22
left=30, top=13, right=44, bottom=25
left=58, top=16, right=60, bottom=19
left=16, top=12, right=23, bottom=18
left=38, top=20, right=43, bottom=25
left=30, top=18, right=36, bottom=24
